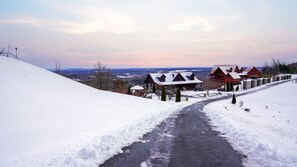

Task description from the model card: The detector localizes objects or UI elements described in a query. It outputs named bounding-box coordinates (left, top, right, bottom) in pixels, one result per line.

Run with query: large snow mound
left=204, top=79, right=297, bottom=167
left=0, top=57, right=192, bottom=166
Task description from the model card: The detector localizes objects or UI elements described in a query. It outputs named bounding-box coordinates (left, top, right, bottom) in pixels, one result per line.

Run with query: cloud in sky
left=0, top=15, right=45, bottom=26
left=53, top=10, right=138, bottom=34
left=0, top=4, right=140, bottom=34
left=0, top=0, right=296, bottom=68
left=168, top=14, right=245, bottom=32
left=49, top=4, right=140, bottom=34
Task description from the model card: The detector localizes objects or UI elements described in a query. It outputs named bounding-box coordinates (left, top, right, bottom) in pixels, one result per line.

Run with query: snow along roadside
left=62, top=102, right=196, bottom=167
left=203, top=79, right=297, bottom=167
left=5, top=101, right=197, bottom=167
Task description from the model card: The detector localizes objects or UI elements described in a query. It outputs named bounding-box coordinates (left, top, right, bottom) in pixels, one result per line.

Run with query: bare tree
left=262, top=61, right=270, bottom=76
left=93, top=62, right=113, bottom=90
left=54, top=61, right=61, bottom=74
left=203, top=79, right=224, bottom=94
left=204, top=79, right=223, bottom=90
left=272, top=59, right=280, bottom=75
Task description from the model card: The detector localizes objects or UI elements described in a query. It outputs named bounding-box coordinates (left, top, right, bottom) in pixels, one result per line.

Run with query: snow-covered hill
left=204, top=79, right=297, bottom=167
left=0, top=57, right=191, bottom=166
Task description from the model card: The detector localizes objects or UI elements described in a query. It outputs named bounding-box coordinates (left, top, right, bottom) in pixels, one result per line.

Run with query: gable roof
left=239, top=72, right=248, bottom=76
left=225, top=72, right=241, bottom=79
left=147, top=72, right=202, bottom=85
left=130, top=85, right=144, bottom=90
left=244, top=66, right=254, bottom=72
left=210, top=65, right=239, bottom=75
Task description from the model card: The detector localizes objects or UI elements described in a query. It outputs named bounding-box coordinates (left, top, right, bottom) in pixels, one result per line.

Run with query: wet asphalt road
left=100, top=80, right=293, bottom=167
left=100, top=97, right=244, bottom=167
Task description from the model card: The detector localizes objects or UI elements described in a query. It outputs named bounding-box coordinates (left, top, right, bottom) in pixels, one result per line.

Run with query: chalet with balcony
left=209, top=65, right=261, bottom=84
left=144, top=72, right=203, bottom=91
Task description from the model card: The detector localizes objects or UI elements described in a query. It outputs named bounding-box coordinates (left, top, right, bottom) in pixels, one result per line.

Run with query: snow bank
left=204, top=80, right=297, bottom=167
left=0, top=57, right=194, bottom=166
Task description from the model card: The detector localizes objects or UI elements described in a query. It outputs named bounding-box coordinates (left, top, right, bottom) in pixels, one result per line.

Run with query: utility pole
left=15, top=47, right=18, bottom=59
left=7, top=43, right=11, bottom=57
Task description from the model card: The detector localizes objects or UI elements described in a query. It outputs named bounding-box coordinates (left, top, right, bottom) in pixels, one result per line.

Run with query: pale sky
left=0, top=0, right=296, bottom=68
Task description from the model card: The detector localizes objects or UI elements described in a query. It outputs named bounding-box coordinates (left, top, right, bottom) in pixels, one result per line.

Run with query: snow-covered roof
left=227, top=72, right=241, bottom=79
left=130, top=85, right=144, bottom=90
left=244, top=66, right=255, bottom=73
left=239, top=72, right=248, bottom=76
left=210, top=65, right=239, bottom=75
left=147, top=72, right=202, bottom=86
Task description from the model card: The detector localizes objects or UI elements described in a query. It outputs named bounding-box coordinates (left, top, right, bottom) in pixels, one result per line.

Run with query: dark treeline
left=262, top=59, right=297, bottom=76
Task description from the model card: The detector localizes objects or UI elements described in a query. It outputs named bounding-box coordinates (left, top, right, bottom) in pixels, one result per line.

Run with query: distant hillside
left=56, top=67, right=213, bottom=82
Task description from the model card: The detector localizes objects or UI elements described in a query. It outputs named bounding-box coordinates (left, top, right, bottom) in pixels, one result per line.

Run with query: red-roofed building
left=209, top=65, right=261, bottom=84
left=223, top=72, right=241, bottom=84
left=244, top=67, right=261, bottom=78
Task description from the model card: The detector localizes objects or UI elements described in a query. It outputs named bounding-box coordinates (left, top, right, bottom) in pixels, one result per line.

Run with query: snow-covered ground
left=182, top=90, right=220, bottom=98
left=203, top=79, right=297, bottom=167
left=0, top=57, right=196, bottom=167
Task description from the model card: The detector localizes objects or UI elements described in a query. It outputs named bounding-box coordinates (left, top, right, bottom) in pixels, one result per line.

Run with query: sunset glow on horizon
left=0, top=0, right=296, bottom=69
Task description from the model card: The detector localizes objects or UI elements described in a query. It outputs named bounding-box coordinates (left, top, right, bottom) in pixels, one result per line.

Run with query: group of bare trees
left=54, top=61, right=61, bottom=74
left=203, top=80, right=224, bottom=92
left=53, top=60, right=126, bottom=93
left=92, top=62, right=113, bottom=90
left=91, top=62, right=130, bottom=93
left=262, top=59, right=297, bottom=76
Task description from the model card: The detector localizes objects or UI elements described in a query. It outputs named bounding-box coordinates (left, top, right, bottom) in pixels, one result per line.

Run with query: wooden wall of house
left=210, top=68, right=226, bottom=80
left=224, top=76, right=240, bottom=84
left=247, top=67, right=261, bottom=78
left=144, top=75, right=155, bottom=84
left=155, top=83, right=198, bottom=91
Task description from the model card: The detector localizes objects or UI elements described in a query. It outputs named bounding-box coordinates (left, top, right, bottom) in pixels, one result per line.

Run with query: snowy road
left=100, top=80, right=292, bottom=167
left=100, top=98, right=244, bottom=167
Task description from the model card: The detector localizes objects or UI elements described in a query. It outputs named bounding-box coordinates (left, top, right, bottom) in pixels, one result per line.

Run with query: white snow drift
left=0, top=57, right=193, bottom=166
left=204, top=79, right=297, bottom=167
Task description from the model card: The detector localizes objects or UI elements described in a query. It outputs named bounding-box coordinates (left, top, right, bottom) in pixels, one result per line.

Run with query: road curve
left=100, top=80, right=293, bottom=167
left=100, top=98, right=244, bottom=167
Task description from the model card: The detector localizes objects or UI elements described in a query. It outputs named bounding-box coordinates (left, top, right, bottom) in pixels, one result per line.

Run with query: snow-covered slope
left=0, top=57, right=191, bottom=166
left=204, top=79, right=297, bottom=167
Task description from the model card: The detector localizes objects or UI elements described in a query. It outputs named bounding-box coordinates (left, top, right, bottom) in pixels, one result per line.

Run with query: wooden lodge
left=209, top=65, right=261, bottom=84
left=144, top=72, right=203, bottom=91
